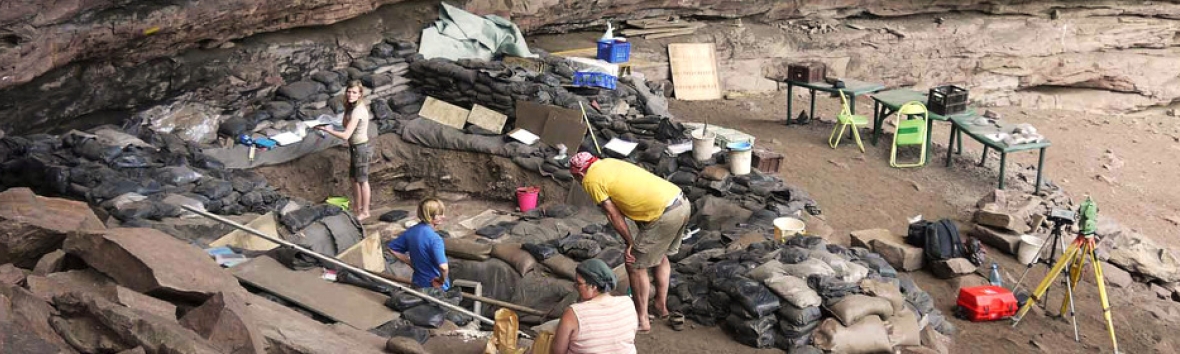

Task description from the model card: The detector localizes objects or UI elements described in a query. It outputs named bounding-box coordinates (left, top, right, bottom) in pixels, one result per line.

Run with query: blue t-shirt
left=387, top=223, right=450, bottom=290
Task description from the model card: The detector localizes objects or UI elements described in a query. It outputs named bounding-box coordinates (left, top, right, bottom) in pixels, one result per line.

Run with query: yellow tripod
left=1011, top=233, right=1119, bottom=353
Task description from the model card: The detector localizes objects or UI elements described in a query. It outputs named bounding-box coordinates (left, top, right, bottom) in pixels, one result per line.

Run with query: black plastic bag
left=385, top=292, right=426, bottom=311
left=807, top=275, right=860, bottom=302
left=336, top=269, right=392, bottom=294
left=725, top=314, right=777, bottom=349
left=777, top=303, right=823, bottom=327
left=156, top=166, right=203, bottom=185
left=403, top=305, right=445, bottom=328
left=266, top=248, right=320, bottom=270
left=522, top=243, right=558, bottom=261
left=280, top=204, right=343, bottom=233
left=194, top=179, right=234, bottom=200
left=727, top=278, right=781, bottom=318
left=595, top=247, right=625, bottom=269
left=475, top=224, right=508, bottom=239
left=445, top=310, right=472, bottom=326
left=560, top=238, right=602, bottom=260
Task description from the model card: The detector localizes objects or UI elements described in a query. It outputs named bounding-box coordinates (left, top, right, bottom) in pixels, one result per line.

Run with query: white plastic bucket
left=727, top=141, right=753, bottom=176
left=1017, top=235, right=1045, bottom=265
left=691, top=129, right=717, bottom=162
left=773, top=217, right=806, bottom=242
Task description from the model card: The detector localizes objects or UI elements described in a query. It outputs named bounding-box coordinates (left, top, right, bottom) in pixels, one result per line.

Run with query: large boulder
left=53, top=292, right=223, bottom=354
left=0, top=285, right=74, bottom=353
left=1103, top=232, right=1180, bottom=283
left=969, top=225, right=1022, bottom=255
left=63, top=228, right=243, bottom=301
left=26, top=269, right=178, bottom=320
left=180, top=292, right=265, bottom=354
left=0, top=188, right=105, bottom=268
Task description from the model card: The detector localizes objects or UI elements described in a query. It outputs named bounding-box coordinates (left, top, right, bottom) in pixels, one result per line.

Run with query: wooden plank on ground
left=644, top=29, right=698, bottom=40
left=418, top=96, right=469, bottom=130
left=626, top=19, right=694, bottom=29
left=231, top=256, right=398, bottom=330
left=467, top=104, right=508, bottom=134
left=621, top=23, right=706, bottom=36
left=668, top=43, right=722, bottom=101
left=209, top=212, right=280, bottom=251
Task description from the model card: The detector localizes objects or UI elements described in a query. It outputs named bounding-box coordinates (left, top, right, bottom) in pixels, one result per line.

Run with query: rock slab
left=53, top=292, right=222, bottom=354
left=930, top=258, right=977, bottom=279
left=1104, top=232, right=1180, bottom=283
left=0, top=188, right=105, bottom=267
left=180, top=292, right=265, bottom=354
left=873, top=239, right=924, bottom=272
left=63, top=227, right=242, bottom=301
left=970, top=225, right=1022, bottom=255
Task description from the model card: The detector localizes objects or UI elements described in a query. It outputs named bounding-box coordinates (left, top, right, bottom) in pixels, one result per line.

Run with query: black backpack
left=906, top=219, right=965, bottom=261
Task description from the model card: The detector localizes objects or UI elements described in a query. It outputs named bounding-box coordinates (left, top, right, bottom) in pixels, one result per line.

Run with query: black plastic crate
left=929, top=85, right=969, bottom=106
left=930, top=101, right=967, bottom=116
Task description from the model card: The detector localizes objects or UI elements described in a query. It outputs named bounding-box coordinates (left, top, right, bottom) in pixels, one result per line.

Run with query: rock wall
left=2, top=0, right=1180, bottom=134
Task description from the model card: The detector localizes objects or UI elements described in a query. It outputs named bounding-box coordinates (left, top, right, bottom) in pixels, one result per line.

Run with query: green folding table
left=870, top=89, right=977, bottom=163
left=947, top=116, right=1051, bottom=193
left=785, top=79, right=886, bottom=124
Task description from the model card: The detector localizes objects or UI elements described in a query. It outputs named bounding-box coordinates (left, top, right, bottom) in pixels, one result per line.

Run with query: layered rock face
left=1, top=0, right=1179, bottom=135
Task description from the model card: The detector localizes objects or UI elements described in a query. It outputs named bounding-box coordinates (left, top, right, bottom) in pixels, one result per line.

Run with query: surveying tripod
left=1011, top=197, right=1118, bottom=353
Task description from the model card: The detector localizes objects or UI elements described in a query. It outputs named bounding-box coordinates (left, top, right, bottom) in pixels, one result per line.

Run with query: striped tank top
left=568, top=296, right=638, bottom=354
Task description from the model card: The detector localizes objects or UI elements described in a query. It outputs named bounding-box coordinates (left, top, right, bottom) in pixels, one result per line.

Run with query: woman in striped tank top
left=552, top=259, right=638, bottom=354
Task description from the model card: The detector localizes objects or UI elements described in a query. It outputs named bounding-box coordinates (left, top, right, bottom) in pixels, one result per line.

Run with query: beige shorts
left=630, top=195, right=690, bottom=269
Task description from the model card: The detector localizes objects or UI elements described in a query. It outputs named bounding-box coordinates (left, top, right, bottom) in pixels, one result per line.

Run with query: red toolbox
left=955, top=285, right=1018, bottom=322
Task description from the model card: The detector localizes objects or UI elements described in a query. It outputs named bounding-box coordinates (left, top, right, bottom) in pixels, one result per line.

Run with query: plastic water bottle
left=989, top=263, right=1003, bottom=287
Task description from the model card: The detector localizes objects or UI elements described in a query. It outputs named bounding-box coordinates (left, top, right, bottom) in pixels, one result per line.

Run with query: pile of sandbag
left=0, top=126, right=288, bottom=225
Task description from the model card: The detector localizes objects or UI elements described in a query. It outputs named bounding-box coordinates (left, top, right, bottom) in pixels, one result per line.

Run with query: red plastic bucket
left=516, top=186, right=540, bottom=212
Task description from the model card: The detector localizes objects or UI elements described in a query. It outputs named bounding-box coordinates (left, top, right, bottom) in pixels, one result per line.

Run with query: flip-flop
left=669, top=312, right=686, bottom=331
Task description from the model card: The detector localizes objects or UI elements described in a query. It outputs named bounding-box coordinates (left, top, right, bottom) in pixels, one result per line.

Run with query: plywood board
left=514, top=100, right=550, bottom=134
left=209, top=212, right=280, bottom=251
left=467, top=104, right=507, bottom=134
left=540, top=109, right=588, bottom=153
left=668, top=43, right=722, bottom=101
left=231, top=256, right=398, bottom=330
left=418, top=96, right=469, bottom=130
left=336, top=234, right=386, bottom=273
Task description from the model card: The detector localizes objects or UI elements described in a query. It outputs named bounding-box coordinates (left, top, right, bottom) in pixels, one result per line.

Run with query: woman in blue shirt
left=387, top=198, right=450, bottom=290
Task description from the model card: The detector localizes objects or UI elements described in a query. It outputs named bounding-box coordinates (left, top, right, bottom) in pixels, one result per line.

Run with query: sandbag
left=860, top=279, right=905, bottom=314
left=826, top=294, right=894, bottom=326
left=764, top=275, right=821, bottom=308
left=560, top=238, right=602, bottom=260
left=522, top=243, right=558, bottom=261
left=385, top=292, right=426, bottom=311
left=475, top=224, right=509, bottom=239
left=444, top=238, right=493, bottom=260
left=779, top=247, right=810, bottom=264
left=727, top=278, right=780, bottom=318
left=888, top=308, right=921, bottom=347
left=403, top=305, right=446, bottom=328
left=781, top=259, right=836, bottom=279
left=595, top=247, right=625, bottom=269
left=490, top=243, right=537, bottom=276
left=778, top=317, right=821, bottom=338
left=725, top=314, right=777, bottom=349
left=747, top=260, right=786, bottom=282
left=812, top=317, right=891, bottom=354
left=776, top=303, right=823, bottom=327
left=810, top=250, right=868, bottom=283
left=379, top=209, right=410, bottom=222
left=542, top=254, right=578, bottom=281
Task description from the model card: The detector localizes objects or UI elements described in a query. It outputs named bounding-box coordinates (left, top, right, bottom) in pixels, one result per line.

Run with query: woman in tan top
left=552, top=259, right=638, bottom=354
left=315, top=80, right=372, bottom=219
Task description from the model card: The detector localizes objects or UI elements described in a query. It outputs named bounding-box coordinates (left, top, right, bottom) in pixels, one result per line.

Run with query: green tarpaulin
left=419, top=2, right=535, bottom=61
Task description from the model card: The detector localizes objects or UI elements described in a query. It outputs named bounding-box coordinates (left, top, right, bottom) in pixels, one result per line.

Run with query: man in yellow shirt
left=569, top=152, right=690, bottom=333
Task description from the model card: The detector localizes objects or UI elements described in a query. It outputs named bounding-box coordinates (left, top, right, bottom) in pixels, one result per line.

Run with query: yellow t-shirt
left=581, top=159, right=682, bottom=222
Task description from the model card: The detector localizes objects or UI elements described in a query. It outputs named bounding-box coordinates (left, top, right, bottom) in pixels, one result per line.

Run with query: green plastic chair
left=828, top=90, right=869, bottom=152
left=890, top=101, right=929, bottom=168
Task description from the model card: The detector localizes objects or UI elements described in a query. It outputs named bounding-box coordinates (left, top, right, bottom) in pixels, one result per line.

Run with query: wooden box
left=787, top=62, right=826, bottom=83
left=752, top=149, right=784, bottom=173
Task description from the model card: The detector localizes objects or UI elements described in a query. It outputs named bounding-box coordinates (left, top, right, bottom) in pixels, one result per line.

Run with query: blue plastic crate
left=596, top=39, right=631, bottom=63
left=573, top=71, right=617, bottom=90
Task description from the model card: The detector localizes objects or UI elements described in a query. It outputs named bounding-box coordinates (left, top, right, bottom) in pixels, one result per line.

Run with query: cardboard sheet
left=668, top=43, right=722, bottom=100
left=513, top=101, right=551, bottom=134
left=209, top=212, right=281, bottom=251
left=467, top=104, right=508, bottom=134
left=336, top=234, right=386, bottom=273
left=419, top=97, right=469, bottom=130
left=539, top=109, right=587, bottom=153
left=231, top=256, right=398, bottom=330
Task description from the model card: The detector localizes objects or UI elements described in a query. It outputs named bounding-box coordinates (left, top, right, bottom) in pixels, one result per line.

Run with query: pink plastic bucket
left=516, top=186, right=540, bottom=212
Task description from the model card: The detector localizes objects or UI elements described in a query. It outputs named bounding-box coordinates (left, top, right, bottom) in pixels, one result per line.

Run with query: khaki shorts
left=349, top=143, right=372, bottom=182
left=631, top=195, right=690, bottom=269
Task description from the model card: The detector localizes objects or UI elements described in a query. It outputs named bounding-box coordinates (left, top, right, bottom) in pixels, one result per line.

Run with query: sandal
left=669, top=312, right=686, bottom=331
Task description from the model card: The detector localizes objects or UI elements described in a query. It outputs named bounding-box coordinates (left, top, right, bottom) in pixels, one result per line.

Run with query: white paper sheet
left=604, top=138, right=639, bottom=156
left=270, top=132, right=303, bottom=146
left=508, top=128, right=540, bottom=145
left=665, top=141, right=693, bottom=156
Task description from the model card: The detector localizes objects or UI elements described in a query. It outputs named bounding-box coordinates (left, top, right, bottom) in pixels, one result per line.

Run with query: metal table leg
left=925, top=118, right=934, bottom=164
left=809, top=89, right=817, bottom=122
left=957, top=130, right=963, bottom=154
left=850, top=95, right=857, bottom=115
left=979, top=146, right=989, bottom=166
left=786, top=83, right=793, bottom=125
left=1036, top=148, right=1046, bottom=194
left=998, top=152, right=1008, bottom=190
left=872, top=101, right=881, bottom=145
left=946, top=126, right=957, bottom=167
